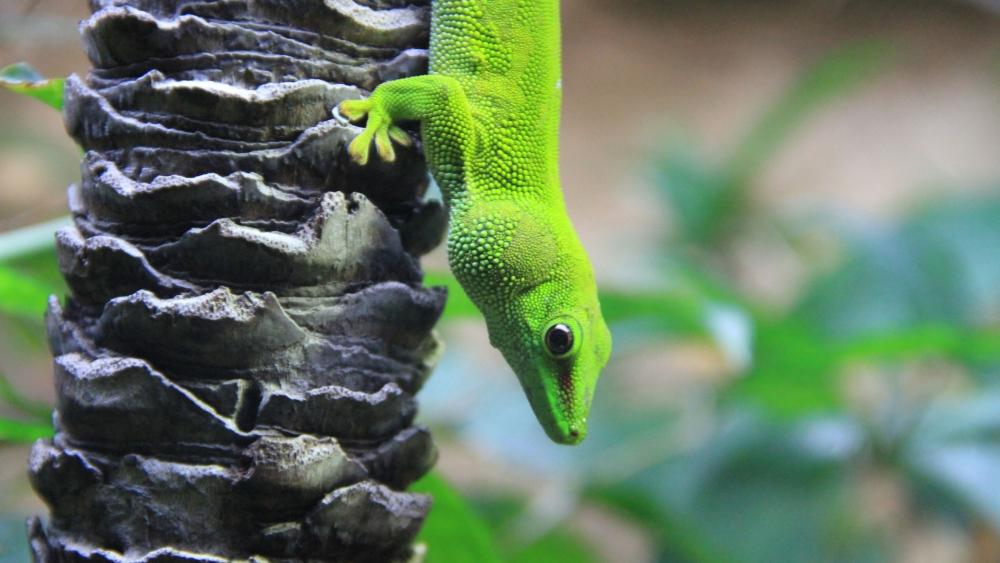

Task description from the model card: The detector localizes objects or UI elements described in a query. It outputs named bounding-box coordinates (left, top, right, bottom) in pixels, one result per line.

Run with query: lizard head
left=451, top=202, right=612, bottom=445
left=488, top=272, right=613, bottom=446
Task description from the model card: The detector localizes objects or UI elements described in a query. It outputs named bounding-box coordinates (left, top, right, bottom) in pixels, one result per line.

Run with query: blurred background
left=3, top=0, right=1000, bottom=561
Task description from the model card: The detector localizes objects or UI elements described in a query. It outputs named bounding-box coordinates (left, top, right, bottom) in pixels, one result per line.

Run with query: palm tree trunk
left=27, top=1, right=444, bottom=561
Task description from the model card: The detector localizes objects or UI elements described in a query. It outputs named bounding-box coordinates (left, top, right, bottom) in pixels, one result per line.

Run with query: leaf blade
left=0, top=266, right=57, bottom=320
left=0, top=417, right=53, bottom=443
left=411, top=472, right=503, bottom=563
left=0, top=63, right=65, bottom=110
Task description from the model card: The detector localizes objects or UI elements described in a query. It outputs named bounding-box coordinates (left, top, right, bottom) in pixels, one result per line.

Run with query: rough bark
left=27, top=1, right=445, bottom=561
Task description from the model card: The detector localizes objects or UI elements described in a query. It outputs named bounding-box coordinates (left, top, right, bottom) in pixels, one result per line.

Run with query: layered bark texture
left=28, top=1, right=445, bottom=561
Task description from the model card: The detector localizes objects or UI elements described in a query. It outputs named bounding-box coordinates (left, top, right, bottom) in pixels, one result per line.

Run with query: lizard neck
left=429, top=0, right=563, bottom=201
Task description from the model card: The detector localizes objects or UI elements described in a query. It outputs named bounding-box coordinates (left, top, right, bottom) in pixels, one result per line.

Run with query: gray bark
left=27, top=1, right=445, bottom=561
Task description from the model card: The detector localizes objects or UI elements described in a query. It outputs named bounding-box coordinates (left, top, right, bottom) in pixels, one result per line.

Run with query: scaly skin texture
left=340, top=0, right=611, bottom=445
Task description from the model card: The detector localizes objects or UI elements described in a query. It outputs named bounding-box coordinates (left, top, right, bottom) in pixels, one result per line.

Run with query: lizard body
left=340, top=0, right=611, bottom=445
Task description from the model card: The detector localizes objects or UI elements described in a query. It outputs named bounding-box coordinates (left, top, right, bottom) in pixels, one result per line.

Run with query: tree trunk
left=27, top=1, right=444, bottom=561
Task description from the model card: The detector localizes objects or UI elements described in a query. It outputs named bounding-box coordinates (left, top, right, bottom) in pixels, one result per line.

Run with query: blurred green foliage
left=3, top=37, right=1000, bottom=562
left=412, top=473, right=504, bottom=563
left=657, top=41, right=890, bottom=246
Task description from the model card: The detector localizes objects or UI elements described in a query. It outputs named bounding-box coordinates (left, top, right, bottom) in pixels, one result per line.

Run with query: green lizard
left=339, top=0, right=611, bottom=445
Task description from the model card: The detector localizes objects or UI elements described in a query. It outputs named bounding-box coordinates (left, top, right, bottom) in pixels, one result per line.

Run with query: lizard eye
left=545, top=323, right=574, bottom=358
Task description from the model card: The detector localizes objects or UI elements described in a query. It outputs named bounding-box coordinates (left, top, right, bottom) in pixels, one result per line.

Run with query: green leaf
left=411, top=472, right=503, bottom=563
left=0, top=216, right=69, bottom=265
left=424, top=271, right=480, bottom=321
left=654, top=41, right=890, bottom=246
left=2, top=247, right=66, bottom=298
left=507, top=530, right=600, bottom=563
left=599, top=288, right=709, bottom=338
left=652, top=140, right=735, bottom=244
left=903, top=391, right=1000, bottom=531
left=0, top=223, right=67, bottom=357
left=586, top=485, right=729, bottom=563
left=0, top=417, right=52, bottom=443
left=466, top=493, right=601, bottom=563
left=729, top=318, right=845, bottom=416
left=0, top=372, right=51, bottom=422
left=731, top=320, right=1000, bottom=419
left=0, top=63, right=65, bottom=110
left=0, top=266, right=57, bottom=320
left=0, top=220, right=67, bottom=330
left=795, top=194, right=1000, bottom=340
left=590, top=411, right=881, bottom=563
left=842, top=324, right=1000, bottom=367
left=733, top=194, right=1000, bottom=417
left=726, top=40, right=891, bottom=184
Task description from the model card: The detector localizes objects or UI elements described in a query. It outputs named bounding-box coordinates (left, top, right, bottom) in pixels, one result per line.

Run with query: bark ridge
left=29, top=1, right=445, bottom=561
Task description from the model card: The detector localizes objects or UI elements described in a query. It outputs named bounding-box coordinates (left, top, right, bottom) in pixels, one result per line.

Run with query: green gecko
left=339, top=0, right=611, bottom=445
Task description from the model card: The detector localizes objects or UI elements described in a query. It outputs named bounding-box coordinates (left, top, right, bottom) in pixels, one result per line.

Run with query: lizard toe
left=388, top=125, right=413, bottom=147
left=339, top=98, right=372, bottom=122
left=347, top=132, right=373, bottom=165
left=375, top=127, right=397, bottom=162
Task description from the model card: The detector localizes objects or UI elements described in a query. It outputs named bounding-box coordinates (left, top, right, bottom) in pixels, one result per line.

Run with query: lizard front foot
left=339, top=97, right=412, bottom=165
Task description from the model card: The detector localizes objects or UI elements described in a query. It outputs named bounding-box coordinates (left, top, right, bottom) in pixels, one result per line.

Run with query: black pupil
left=546, top=324, right=574, bottom=356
